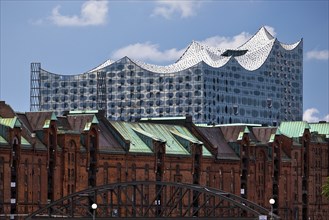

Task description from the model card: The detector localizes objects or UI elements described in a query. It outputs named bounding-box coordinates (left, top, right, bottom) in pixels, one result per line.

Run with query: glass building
left=30, top=27, right=303, bottom=125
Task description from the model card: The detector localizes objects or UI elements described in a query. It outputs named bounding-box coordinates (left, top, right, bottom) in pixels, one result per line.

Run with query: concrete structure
left=30, top=27, right=303, bottom=125
left=1, top=101, right=328, bottom=220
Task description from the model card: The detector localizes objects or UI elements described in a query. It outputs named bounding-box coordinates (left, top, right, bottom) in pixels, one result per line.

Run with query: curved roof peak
left=238, top=26, right=275, bottom=51
left=88, top=58, right=115, bottom=73
left=260, top=26, right=275, bottom=40
left=87, top=27, right=300, bottom=74
left=176, top=40, right=224, bottom=63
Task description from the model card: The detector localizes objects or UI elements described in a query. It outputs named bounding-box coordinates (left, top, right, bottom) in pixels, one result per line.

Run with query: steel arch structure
left=26, top=181, right=279, bottom=219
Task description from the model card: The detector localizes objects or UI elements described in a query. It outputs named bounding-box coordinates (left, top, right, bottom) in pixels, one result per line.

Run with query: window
left=233, top=105, right=239, bottom=115
left=267, top=98, right=272, bottom=108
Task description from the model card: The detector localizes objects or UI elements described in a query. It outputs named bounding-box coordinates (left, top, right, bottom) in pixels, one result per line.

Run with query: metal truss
left=30, top=63, right=41, bottom=112
left=26, top=181, right=279, bottom=219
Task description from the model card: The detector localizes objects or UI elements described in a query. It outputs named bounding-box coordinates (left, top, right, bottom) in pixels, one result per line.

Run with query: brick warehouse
left=0, top=101, right=328, bottom=220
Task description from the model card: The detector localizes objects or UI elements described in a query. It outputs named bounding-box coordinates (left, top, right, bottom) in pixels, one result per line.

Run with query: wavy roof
left=89, top=26, right=302, bottom=74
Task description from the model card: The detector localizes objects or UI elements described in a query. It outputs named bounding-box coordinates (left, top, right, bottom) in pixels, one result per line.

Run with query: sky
left=0, top=0, right=328, bottom=122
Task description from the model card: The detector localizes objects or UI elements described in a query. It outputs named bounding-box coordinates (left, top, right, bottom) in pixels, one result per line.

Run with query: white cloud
left=152, top=0, right=201, bottom=19
left=49, top=0, right=108, bottom=27
left=303, top=108, right=329, bottom=122
left=306, top=50, right=329, bottom=60
left=200, top=32, right=252, bottom=49
left=111, top=42, right=185, bottom=63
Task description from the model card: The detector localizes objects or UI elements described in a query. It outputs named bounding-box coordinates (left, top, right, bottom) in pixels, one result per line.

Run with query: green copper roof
left=171, top=125, right=211, bottom=157
left=43, top=119, right=51, bottom=128
left=0, top=135, right=8, bottom=145
left=170, top=129, right=203, bottom=145
left=309, top=122, right=329, bottom=138
left=137, top=123, right=189, bottom=155
left=42, top=113, right=58, bottom=128
left=110, top=121, right=153, bottom=153
left=50, top=112, right=58, bottom=121
left=0, top=116, right=21, bottom=128
left=21, top=136, right=31, bottom=147
left=279, top=121, right=310, bottom=138
left=110, top=121, right=211, bottom=156
left=237, top=126, right=250, bottom=141
left=244, top=126, right=251, bottom=133
left=92, top=115, right=99, bottom=124
left=172, top=125, right=212, bottom=157
left=237, top=132, right=244, bottom=140
left=84, top=122, right=91, bottom=131
left=268, top=128, right=281, bottom=143
left=269, top=134, right=275, bottom=143
left=131, top=125, right=166, bottom=150
left=132, top=126, right=165, bottom=143
left=202, top=146, right=212, bottom=157
left=83, top=115, right=99, bottom=131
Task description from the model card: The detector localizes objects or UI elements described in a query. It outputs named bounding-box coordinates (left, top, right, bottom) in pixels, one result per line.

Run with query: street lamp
left=269, top=198, right=275, bottom=220
left=91, top=203, right=97, bottom=220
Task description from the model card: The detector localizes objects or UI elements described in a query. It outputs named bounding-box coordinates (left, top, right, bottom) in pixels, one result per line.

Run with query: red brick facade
left=0, top=101, right=328, bottom=220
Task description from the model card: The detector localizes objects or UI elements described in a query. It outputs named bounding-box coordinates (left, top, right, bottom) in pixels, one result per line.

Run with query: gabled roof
left=25, top=112, right=56, bottom=130
left=217, top=124, right=261, bottom=142
left=56, top=117, right=73, bottom=132
left=66, top=114, right=98, bottom=132
left=0, top=101, right=16, bottom=118
left=196, top=126, right=239, bottom=160
left=16, top=113, right=47, bottom=151
left=97, top=117, right=127, bottom=154
left=252, top=127, right=278, bottom=144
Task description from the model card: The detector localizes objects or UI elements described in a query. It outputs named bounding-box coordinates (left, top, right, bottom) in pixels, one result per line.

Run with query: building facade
left=30, top=27, right=303, bottom=125
left=1, top=101, right=328, bottom=220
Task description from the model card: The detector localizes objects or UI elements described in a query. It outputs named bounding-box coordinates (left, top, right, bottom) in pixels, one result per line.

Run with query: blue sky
left=1, top=0, right=328, bottom=122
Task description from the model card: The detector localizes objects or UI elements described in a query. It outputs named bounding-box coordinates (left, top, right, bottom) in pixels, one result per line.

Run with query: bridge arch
left=26, top=181, right=279, bottom=219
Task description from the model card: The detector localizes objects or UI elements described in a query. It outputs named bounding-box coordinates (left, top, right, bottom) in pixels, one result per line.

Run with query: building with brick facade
left=30, top=26, right=303, bottom=125
left=0, top=101, right=328, bottom=220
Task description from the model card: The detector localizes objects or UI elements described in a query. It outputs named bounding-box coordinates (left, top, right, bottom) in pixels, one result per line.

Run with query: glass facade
left=30, top=28, right=303, bottom=125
